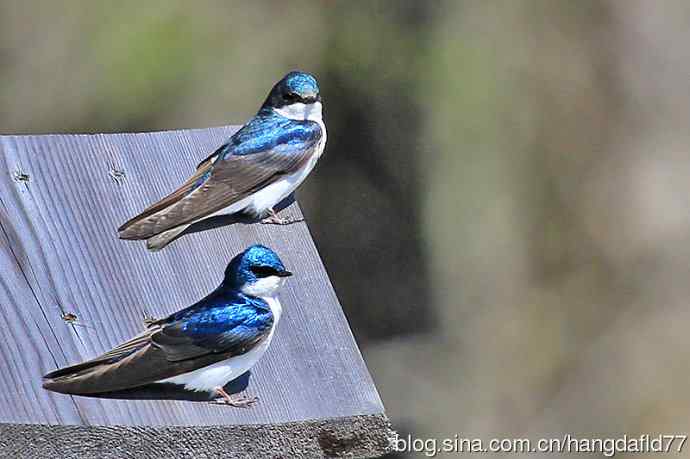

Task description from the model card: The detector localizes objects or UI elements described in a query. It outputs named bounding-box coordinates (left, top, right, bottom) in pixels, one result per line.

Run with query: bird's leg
left=260, top=207, right=304, bottom=225
left=210, top=386, right=258, bottom=408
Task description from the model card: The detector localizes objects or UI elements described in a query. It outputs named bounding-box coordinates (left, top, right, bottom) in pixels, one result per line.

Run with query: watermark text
left=393, top=433, right=687, bottom=457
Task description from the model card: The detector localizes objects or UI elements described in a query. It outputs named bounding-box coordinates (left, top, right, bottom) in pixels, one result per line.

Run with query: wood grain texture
left=0, top=127, right=392, bottom=457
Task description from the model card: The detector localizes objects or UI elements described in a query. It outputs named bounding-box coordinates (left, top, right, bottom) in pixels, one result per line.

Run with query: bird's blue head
left=223, top=245, right=292, bottom=297
left=261, top=71, right=321, bottom=113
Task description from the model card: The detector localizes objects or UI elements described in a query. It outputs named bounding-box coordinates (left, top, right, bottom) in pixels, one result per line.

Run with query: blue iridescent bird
left=43, top=245, right=291, bottom=407
left=118, top=71, right=326, bottom=251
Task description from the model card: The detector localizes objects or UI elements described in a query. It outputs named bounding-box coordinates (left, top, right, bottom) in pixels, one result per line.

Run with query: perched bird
left=43, top=245, right=292, bottom=407
left=118, top=71, right=327, bottom=251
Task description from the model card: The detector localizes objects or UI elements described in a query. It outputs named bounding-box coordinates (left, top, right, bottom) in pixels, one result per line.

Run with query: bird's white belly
left=158, top=297, right=282, bottom=393
left=245, top=155, right=320, bottom=215
left=158, top=335, right=273, bottom=392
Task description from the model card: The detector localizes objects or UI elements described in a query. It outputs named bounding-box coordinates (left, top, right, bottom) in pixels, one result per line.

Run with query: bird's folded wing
left=152, top=320, right=268, bottom=362
left=118, top=121, right=322, bottom=239
left=42, top=309, right=272, bottom=395
left=42, top=327, right=157, bottom=381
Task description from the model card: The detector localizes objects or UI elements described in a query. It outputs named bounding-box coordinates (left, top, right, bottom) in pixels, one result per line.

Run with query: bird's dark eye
left=284, top=92, right=299, bottom=103
left=250, top=266, right=279, bottom=278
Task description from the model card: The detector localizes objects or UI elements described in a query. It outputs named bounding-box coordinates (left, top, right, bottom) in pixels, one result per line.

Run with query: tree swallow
left=43, top=244, right=292, bottom=407
left=118, top=71, right=327, bottom=251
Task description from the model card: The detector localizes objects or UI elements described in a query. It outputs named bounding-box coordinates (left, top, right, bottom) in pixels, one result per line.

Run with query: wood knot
left=12, top=170, right=30, bottom=184
left=108, top=167, right=126, bottom=184
left=318, top=429, right=364, bottom=457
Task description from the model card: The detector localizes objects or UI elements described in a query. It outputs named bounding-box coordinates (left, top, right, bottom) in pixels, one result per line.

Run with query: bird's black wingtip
left=118, top=227, right=143, bottom=241
left=117, top=225, right=133, bottom=238
left=41, top=377, right=60, bottom=392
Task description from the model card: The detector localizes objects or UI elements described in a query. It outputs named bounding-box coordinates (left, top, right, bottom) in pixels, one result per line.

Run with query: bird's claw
left=210, top=394, right=259, bottom=409
left=260, top=215, right=304, bottom=225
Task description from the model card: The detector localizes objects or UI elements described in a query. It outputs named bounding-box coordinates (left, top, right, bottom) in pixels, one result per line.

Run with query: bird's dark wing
left=151, top=291, right=274, bottom=362
left=42, top=293, right=273, bottom=395
left=118, top=114, right=322, bottom=239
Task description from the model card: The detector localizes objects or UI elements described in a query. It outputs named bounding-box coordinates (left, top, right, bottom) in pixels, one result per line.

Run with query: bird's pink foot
left=210, top=387, right=258, bottom=408
left=260, top=208, right=304, bottom=225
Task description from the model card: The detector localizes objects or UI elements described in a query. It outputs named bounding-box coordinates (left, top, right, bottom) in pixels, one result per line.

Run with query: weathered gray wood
left=0, top=127, right=392, bottom=457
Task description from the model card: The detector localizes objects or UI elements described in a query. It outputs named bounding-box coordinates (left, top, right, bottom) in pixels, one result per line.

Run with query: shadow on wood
left=165, top=194, right=299, bottom=249
left=0, top=126, right=393, bottom=458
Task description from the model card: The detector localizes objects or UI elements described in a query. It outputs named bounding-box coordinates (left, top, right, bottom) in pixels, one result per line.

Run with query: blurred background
left=2, top=1, right=690, bottom=457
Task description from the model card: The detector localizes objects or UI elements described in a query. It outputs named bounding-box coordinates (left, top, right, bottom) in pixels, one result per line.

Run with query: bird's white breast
left=243, top=146, right=323, bottom=216
left=157, top=296, right=282, bottom=393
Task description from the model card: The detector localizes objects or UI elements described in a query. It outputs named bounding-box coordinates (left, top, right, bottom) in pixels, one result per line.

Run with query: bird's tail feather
left=146, top=224, right=190, bottom=251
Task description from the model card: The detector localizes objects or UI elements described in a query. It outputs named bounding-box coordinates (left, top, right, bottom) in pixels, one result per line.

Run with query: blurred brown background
left=2, top=1, right=690, bottom=457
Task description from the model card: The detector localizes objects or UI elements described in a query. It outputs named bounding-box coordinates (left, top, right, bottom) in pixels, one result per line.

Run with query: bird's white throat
left=241, top=275, right=286, bottom=298
left=274, top=101, right=322, bottom=122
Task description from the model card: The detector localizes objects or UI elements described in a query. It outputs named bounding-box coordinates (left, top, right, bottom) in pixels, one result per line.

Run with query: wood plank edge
left=0, top=124, right=237, bottom=139
left=0, top=413, right=395, bottom=458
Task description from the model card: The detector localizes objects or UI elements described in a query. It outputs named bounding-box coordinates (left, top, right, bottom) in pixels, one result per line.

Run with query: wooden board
left=0, top=127, right=392, bottom=457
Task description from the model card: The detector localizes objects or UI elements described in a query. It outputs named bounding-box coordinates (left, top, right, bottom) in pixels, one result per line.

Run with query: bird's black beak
left=276, top=269, right=293, bottom=278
